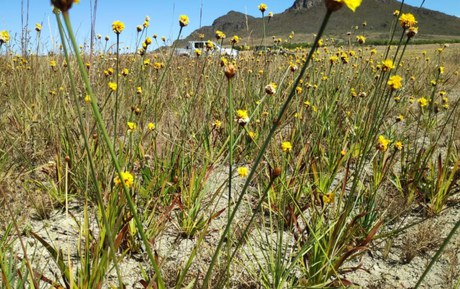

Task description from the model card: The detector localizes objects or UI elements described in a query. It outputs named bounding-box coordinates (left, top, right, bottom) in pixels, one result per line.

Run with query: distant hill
left=182, top=0, right=460, bottom=45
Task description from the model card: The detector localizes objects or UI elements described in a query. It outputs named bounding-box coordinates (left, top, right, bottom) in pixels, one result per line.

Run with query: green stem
left=113, top=33, right=120, bottom=148
left=226, top=77, right=234, bottom=285
left=61, top=12, right=165, bottom=289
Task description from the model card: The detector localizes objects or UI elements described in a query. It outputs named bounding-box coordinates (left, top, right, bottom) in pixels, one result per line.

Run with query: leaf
left=29, top=231, right=72, bottom=287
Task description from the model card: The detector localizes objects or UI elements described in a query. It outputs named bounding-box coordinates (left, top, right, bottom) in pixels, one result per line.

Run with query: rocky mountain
left=182, top=0, right=460, bottom=44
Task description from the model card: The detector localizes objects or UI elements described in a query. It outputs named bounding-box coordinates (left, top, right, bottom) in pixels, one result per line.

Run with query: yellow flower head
left=212, top=120, right=222, bottom=129
left=325, top=0, right=362, bottom=12
left=179, top=15, right=189, bottom=27
left=0, top=30, right=10, bottom=44
left=236, top=110, right=249, bottom=125
left=381, top=59, right=395, bottom=72
left=258, top=3, right=267, bottom=13
left=394, top=141, right=403, bottom=151
left=248, top=131, right=256, bottom=140
left=112, top=20, right=125, bottom=34
left=323, top=192, right=335, bottom=204
left=417, top=97, right=428, bottom=108
left=114, top=171, right=134, bottom=188
left=147, top=122, right=155, bottom=131
left=35, top=23, right=42, bottom=32
left=265, top=82, right=277, bottom=95
left=387, top=75, right=403, bottom=90
left=108, top=82, right=117, bottom=91
left=399, top=13, right=417, bottom=29
left=127, top=122, right=137, bottom=131
left=237, top=167, right=249, bottom=178
left=376, top=135, right=390, bottom=152
left=231, top=35, right=240, bottom=44
left=206, top=40, right=215, bottom=51
left=356, top=35, right=366, bottom=44
left=281, top=141, right=292, bottom=153
left=215, top=30, right=226, bottom=40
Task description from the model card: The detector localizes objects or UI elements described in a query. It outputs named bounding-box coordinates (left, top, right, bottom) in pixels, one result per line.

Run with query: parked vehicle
left=175, top=41, right=239, bottom=58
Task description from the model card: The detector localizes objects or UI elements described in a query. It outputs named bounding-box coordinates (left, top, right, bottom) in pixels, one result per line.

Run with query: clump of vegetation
left=0, top=0, right=459, bottom=288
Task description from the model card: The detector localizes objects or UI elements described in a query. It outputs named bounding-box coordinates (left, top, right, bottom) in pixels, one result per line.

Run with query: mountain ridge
left=182, top=0, right=460, bottom=45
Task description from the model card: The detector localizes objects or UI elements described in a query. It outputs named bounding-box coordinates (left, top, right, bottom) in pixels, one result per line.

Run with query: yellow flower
left=237, top=167, right=249, bottom=178
left=381, top=59, right=395, bottom=72
left=121, top=68, right=129, bottom=76
left=112, top=20, right=125, bottom=34
left=399, top=13, right=417, bottom=29
left=108, top=82, right=117, bottom=91
left=248, top=131, right=256, bottom=140
left=258, top=3, right=267, bottom=13
left=50, top=60, right=57, bottom=67
left=394, top=141, right=403, bottom=151
left=323, top=192, right=335, bottom=204
left=231, top=35, right=240, bottom=44
left=215, top=30, right=226, bottom=40
left=265, top=83, right=277, bottom=95
left=114, top=171, right=134, bottom=188
left=212, top=120, right=222, bottom=129
left=35, top=23, right=42, bottom=32
left=376, top=135, right=390, bottom=152
left=0, top=30, right=10, bottom=44
left=206, top=40, right=215, bottom=51
left=236, top=110, right=249, bottom=125
left=325, top=0, right=362, bottom=12
left=356, top=35, right=366, bottom=44
left=136, top=86, right=142, bottom=95
left=438, top=66, right=444, bottom=74
left=387, top=75, right=403, bottom=90
left=127, top=121, right=137, bottom=131
left=84, top=95, right=91, bottom=103
left=179, top=15, right=189, bottom=27
left=281, top=141, right=292, bottom=153
left=195, top=49, right=202, bottom=57
left=147, top=122, right=155, bottom=131
left=417, top=97, right=428, bottom=108
left=396, top=114, right=404, bottom=122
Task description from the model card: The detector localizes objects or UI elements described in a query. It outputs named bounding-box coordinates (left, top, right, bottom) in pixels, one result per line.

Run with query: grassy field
left=0, top=2, right=459, bottom=289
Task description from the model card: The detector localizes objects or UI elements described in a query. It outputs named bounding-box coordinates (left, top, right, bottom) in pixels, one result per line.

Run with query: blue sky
left=1, top=0, right=459, bottom=53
